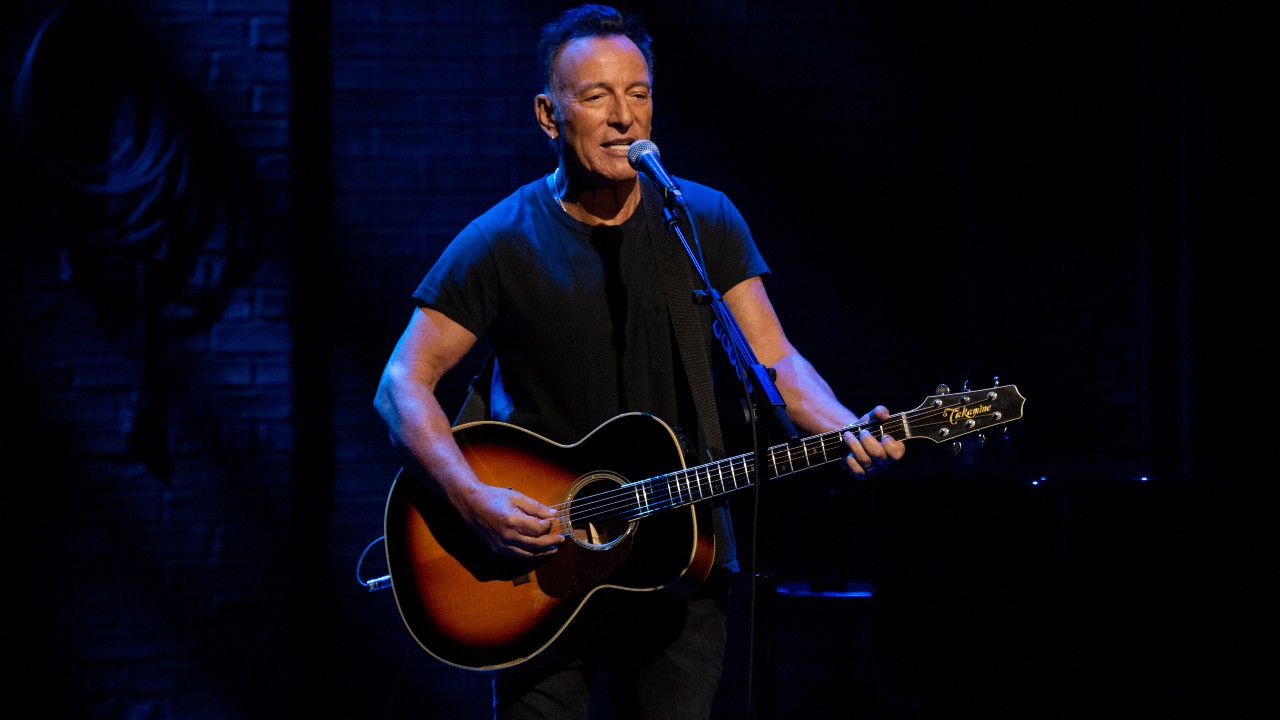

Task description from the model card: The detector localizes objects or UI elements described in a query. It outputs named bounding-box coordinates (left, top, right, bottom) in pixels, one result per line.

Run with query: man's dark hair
left=537, top=4, right=654, bottom=95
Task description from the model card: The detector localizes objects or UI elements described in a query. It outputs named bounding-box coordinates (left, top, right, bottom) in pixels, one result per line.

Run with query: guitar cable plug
left=357, top=535, right=393, bottom=592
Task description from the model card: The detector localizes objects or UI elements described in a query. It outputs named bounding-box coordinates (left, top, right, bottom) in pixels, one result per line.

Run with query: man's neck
left=562, top=176, right=641, bottom=226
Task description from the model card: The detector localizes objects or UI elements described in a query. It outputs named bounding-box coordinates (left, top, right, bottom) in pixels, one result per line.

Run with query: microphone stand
left=659, top=200, right=796, bottom=720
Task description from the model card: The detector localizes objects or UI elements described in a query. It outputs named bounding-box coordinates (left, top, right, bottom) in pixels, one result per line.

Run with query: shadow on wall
left=4, top=1, right=267, bottom=478
left=1, top=2, right=282, bottom=718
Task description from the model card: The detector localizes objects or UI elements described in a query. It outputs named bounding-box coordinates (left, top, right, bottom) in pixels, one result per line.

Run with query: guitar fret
left=801, top=438, right=818, bottom=467
left=822, top=434, right=840, bottom=463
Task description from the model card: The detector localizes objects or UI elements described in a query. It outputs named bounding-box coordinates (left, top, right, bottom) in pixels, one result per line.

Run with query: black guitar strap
left=639, top=178, right=738, bottom=570
left=638, top=177, right=725, bottom=463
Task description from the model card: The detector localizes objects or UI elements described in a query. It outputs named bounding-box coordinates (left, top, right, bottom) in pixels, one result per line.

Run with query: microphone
left=627, top=139, right=689, bottom=213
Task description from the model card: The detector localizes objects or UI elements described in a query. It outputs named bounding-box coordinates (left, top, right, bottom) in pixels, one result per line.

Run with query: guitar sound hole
left=565, top=472, right=634, bottom=551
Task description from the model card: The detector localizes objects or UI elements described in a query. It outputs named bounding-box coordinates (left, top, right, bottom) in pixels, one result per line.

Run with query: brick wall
left=1, top=1, right=293, bottom=718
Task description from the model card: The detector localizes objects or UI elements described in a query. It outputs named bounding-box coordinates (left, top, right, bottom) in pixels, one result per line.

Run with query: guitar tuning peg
left=976, top=433, right=986, bottom=448
left=949, top=440, right=963, bottom=455
left=993, top=375, right=1001, bottom=387
left=935, top=383, right=950, bottom=394
left=961, top=379, right=970, bottom=391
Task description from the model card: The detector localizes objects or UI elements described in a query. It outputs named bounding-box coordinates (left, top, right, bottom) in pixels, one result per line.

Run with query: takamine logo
left=942, top=403, right=992, bottom=424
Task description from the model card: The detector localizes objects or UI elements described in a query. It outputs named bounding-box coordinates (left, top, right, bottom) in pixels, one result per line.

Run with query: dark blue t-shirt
left=415, top=174, right=769, bottom=449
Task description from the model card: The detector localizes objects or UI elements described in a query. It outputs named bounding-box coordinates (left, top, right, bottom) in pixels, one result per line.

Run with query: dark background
left=1, top=0, right=1273, bottom=718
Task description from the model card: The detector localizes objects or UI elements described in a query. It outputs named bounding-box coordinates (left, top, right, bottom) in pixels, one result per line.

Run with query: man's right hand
left=455, top=484, right=566, bottom=558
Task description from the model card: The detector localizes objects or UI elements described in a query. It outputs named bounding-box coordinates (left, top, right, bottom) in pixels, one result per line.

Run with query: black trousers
left=493, top=567, right=732, bottom=720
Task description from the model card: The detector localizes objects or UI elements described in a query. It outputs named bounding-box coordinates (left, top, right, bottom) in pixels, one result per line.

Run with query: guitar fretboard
left=571, top=384, right=1021, bottom=528
left=621, top=416, right=909, bottom=522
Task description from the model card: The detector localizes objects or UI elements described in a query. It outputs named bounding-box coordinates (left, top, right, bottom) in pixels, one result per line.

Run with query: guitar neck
left=622, top=384, right=1023, bottom=522
left=627, top=421, right=895, bottom=520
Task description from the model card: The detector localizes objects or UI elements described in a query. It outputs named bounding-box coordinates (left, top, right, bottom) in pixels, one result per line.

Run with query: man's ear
left=535, top=94, right=559, bottom=140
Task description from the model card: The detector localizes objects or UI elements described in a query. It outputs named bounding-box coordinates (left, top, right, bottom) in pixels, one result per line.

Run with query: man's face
left=550, top=34, right=653, bottom=183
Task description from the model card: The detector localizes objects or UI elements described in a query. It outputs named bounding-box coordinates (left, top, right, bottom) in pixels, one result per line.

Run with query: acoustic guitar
left=383, top=383, right=1026, bottom=672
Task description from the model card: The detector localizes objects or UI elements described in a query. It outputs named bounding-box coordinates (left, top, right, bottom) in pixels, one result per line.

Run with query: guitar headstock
left=905, top=382, right=1026, bottom=443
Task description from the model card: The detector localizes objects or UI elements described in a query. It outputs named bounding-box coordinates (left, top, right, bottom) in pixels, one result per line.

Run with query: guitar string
left=542, top=395, right=1014, bottom=533
left=544, top=394, right=1014, bottom=531
left=550, top=425, right=859, bottom=529
left=544, top=401, right=990, bottom=532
